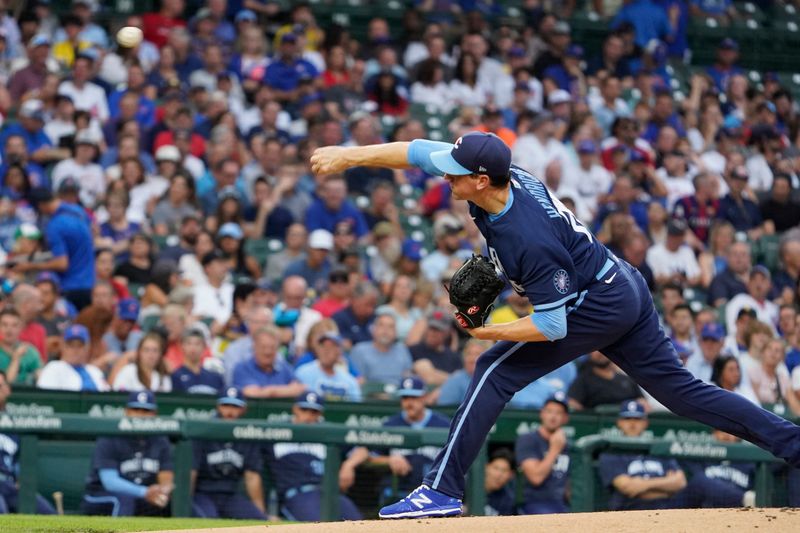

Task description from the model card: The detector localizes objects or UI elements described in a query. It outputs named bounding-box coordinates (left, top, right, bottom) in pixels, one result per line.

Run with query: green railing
left=569, top=435, right=782, bottom=512
left=9, top=413, right=486, bottom=520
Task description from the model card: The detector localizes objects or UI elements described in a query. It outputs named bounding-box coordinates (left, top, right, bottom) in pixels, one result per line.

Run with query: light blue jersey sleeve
left=530, top=306, right=568, bottom=341
left=99, top=469, right=148, bottom=499
left=407, top=139, right=454, bottom=176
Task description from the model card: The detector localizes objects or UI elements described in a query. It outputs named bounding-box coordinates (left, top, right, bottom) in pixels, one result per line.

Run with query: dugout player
left=515, top=393, right=571, bottom=514
left=0, top=371, right=56, bottom=515
left=483, top=448, right=515, bottom=516
left=191, top=387, right=267, bottom=519
left=82, top=391, right=174, bottom=516
left=598, top=401, right=688, bottom=510
left=367, top=377, right=450, bottom=501
left=311, top=132, right=800, bottom=519
left=262, top=391, right=363, bottom=521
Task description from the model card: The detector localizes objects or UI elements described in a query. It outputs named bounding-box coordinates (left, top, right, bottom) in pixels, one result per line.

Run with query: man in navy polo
left=82, top=391, right=174, bottom=516
left=231, top=326, right=305, bottom=399
left=192, top=388, right=266, bottom=519
left=22, top=189, right=94, bottom=310
left=172, top=328, right=224, bottom=395
left=262, top=32, right=318, bottom=102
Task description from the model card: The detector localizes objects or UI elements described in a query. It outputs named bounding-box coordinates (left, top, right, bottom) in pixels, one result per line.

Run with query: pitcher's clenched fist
left=310, top=146, right=351, bottom=175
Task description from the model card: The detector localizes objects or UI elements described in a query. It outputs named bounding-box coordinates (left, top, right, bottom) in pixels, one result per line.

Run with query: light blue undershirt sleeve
left=530, top=306, right=568, bottom=341
left=407, top=139, right=455, bottom=176
left=99, top=468, right=148, bottom=499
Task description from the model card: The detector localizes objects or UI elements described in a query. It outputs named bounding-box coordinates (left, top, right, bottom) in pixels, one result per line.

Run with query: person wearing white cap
left=50, top=129, right=105, bottom=208
left=283, top=229, right=333, bottom=296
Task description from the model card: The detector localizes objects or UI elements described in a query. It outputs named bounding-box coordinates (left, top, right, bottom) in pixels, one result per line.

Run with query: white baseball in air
left=116, top=26, right=143, bottom=48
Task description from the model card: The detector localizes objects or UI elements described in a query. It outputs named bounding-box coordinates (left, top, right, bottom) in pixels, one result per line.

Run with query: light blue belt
left=284, top=484, right=318, bottom=501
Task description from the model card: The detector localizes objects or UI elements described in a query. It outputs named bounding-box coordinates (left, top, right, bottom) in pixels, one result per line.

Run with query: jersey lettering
left=488, top=246, right=524, bottom=293
left=551, top=194, right=593, bottom=243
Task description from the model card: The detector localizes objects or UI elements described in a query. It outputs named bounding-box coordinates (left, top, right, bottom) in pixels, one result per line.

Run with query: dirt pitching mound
left=154, top=507, right=800, bottom=533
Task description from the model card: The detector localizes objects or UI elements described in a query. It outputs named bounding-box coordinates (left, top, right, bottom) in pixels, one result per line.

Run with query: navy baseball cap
left=401, top=238, right=423, bottom=261
left=117, top=298, right=140, bottom=321
left=701, top=322, right=725, bottom=341
left=295, top=391, right=324, bottom=412
left=235, top=9, right=256, bottom=22
left=751, top=264, right=771, bottom=279
left=218, top=386, right=247, bottom=407
left=398, top=376, right=426, bottom=398
left=577, top=140, right=597, bottom=154
left=543, top=391, right=569, bottom=411
left=719, top=38, right=739, bottom=51
left=430, top=132, right=511, bottom=180
left=318, top=332, right=344, bottom=346
left=619, top=400, right=647, bottom=419
left=127, top=391, right=157, bottom=411
left=63, top=324, right=89, bottom=344
left=35, top=271, right=61, bottom=292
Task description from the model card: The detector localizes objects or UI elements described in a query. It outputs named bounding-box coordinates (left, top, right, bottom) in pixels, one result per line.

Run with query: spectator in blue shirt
left=295, top=332, right=361, bottom=401
left=611, top=0, right=673, bottom=48
left=231, top=326, right=305, bottom=399
left=332, top=282, right=379, bottom=348
left=283, top=229, right=333, bottom=296
left=263, top=32, right=318, bottom=102
left=0, top=100, right=64, bottom=166
left=0, top=135, right=48, bottom=190
left=172, top=328, right=224, bottom=395
left=22, top=188, right=95, bottom=310
left=642, top=90, right=686, bottom=143
left=304, top=175, right=369, bottom=238
left=718, top=165, right=763, bottom=236
left=705, top=39, right=744, bottom=93
left=542, top=44, right=585, bottom=96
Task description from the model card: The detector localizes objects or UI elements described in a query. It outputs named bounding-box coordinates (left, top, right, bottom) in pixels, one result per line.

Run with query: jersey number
left=551, top=195, right=593, bottom=243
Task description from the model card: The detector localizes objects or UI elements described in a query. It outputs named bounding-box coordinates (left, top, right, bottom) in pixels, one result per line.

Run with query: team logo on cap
left=453, top=136, right=463, bottom=149
left=137, top=392, right=148, bottom=403
left=627, top=400, right=638, bottom=411
left=226, top=387, right=237, bottom=398
left=553, top=269, right=570, bottom=294
left=307, top=392, right=318, bottom=403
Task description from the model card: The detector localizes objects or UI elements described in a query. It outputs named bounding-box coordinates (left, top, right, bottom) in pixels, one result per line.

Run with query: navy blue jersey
left=485, top=483, right=516, bottom=516
left=193, top=440, right=263, bottom=494
left=381, top=410, right=451, bottom=492
left=684, top=460, right=755, bottom=491
left=172, top=367, right=225, bottom=395
left=0, top=433, right=18, bottom=483
left=598, top=453, right=681, bottom=509
left=263, top=442, right=327, bottom=497
left=515, top=431, right=570, bottom=504
left=470, top=166, right=611, bottom=312
left=85, top=436, right=173, bottom=494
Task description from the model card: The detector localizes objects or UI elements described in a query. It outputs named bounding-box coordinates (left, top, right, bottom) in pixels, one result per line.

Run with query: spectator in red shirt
left=142, top=0, right=187, bottom=49
left=312, top=269, right=352, bottom=318
left=11, top=283, right=47, bottom=363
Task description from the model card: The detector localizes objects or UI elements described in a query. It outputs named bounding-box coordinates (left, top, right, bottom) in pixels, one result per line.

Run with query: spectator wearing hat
left=686, top=322, right=728, bottom=382
left=304, top=176, right=369, bottom=239
left=645, top=219, right=701, bottom=287
left=192, top=249, right=235, bottom=331
left=295, top=332, right=361, bottom=401
left=598, top=401, right=688, bottom=511
left=708, top=240, right=751, bottom=307
left=311, top=269, right=352, bottom=318
left=563, top=140, right=614, bottom=223
left=217, top=222, right=260, bottom=280
left=34, top=271, right=73, bottom=359
left=705, top=38, right=743, bottom=93
left=331, top=281, right=379, bottom=348
left=57, top=53, right=109, bottom=123
left=263, top=31, right=318, bottom=102
left=364, top=377, right=450, bottom=498
left=50, top=130, right=104, bottom=208
left=263, top=391, right=364, bottom=521
left=0, top=308, right=42, bottom=385
left=190, top=387, right=266, bottom=519
left=82, top=391, right=174, bottom=517
left=725, top=266, right=779, bottom=335
left=350, top=312, right=413, bottom=385
left=99, top=298, right=144, bottom=368
left=232, top=326, right=304, bottom=398
left=7, top=36, right=51, bottom=102
left=409, top=309, right=462, bottom=386
left=172, top=328, right=223, bottom=395
left=516, top=394, right=571, bottom=514
left=37, top=324, right=108, bottom=390
left=718, top=165, right=764, bottom=237
left=284, top=229, right=334, bottom=296
left=474, top=106, right=517, bottom=149
left=567, top=352, right=644, bottom=410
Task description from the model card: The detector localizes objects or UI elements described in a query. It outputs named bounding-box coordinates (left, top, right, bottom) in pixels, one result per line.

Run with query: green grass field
left=0, top=515, right=275, bottom=533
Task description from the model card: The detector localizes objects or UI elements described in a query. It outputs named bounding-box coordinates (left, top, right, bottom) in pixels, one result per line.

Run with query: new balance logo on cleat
left=409, top=493, right=433, bottom=508
left=379, top=485, right=463, bottom=519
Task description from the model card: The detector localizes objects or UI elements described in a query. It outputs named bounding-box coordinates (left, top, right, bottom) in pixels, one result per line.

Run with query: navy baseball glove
left=447, top=255, right=505, bottom=329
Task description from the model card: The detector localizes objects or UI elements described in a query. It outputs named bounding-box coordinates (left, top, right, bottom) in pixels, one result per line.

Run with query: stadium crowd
left=0, top=0, right=798, bottom=519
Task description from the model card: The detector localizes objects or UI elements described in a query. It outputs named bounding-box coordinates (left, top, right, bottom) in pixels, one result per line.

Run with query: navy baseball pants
left=281, top=488, right=362, bottom=521
left=423, top=259, right=800, bottom=499
left=0, top=481, right=55, bottom=515
left=192, top=492, right=266, bottom=519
